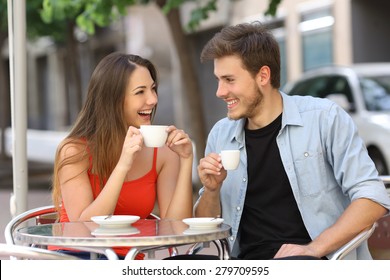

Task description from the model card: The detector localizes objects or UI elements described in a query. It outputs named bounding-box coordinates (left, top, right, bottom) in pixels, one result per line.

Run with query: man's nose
left=216, top=82, right=227, bottom=98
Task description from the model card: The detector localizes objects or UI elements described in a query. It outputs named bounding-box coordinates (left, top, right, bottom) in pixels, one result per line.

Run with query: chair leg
left=169, top=247, right=178, bottom=257
left=217, top=239, right=231, bottom=260
left=186, top=241, right=222, bottom=258
left=186, top=242, right=204, bottom=255
left=125, top=248, right=139, bottom=260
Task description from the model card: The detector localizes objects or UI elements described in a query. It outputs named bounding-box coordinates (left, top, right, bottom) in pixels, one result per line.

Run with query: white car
left=283, top=63, right=390, bottom=176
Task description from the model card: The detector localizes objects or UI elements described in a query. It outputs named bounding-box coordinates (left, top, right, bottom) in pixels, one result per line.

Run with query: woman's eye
left=135, top=90, right=144, bottom=95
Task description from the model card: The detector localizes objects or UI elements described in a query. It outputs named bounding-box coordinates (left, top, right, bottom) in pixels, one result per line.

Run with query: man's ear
left=256, top=65, right=271, bottom=86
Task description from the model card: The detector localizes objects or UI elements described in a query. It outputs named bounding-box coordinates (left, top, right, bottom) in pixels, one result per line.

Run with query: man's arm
left=194, top=153, right=227, bottom=217
left=194, top=188, right=222, bottom=217
left=274, top=198, right=387, bottom=258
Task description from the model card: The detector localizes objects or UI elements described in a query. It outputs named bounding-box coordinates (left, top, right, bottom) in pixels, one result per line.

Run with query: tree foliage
left=1, top=0, right=68, bottom=43
left=40, top=0, right=281, bottom=36
left=40, top=0, right=128, bottom=35
left=265, top=0, right=282, bottom=16
left=1, top=0, right=282, bottom=41
left=39, top=0, right=215, bottom=35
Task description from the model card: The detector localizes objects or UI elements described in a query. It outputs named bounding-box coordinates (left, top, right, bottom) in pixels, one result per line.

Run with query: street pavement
left=0, top=189, right=52, bottom=243
left=0, top=157, right=53, bottom=244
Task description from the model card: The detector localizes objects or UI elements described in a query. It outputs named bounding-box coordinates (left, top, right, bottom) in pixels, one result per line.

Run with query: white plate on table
left=91, top=226, right=140, bottom=236
left=91, top=215, right=140, bottom=228
left=182, top=217, right=224, bottom=230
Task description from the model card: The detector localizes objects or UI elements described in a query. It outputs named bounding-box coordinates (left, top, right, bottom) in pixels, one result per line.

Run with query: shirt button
left=304, top=152, right=309, bottom=157
left=230, top=236, right=235, bottom=241
left=236, top=206, right=241, bottom=211
left=243, top=178, right=247, bottom=182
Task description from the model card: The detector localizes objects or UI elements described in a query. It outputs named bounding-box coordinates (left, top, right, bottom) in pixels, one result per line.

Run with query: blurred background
left=0, top=0, right=389, bottom=257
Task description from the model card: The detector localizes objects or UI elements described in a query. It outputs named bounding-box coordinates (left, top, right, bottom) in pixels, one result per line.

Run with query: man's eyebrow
left=215, top=74, right=234, bottom=80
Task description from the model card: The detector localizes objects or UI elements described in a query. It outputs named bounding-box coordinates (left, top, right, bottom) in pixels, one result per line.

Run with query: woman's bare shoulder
left=58, top=138, right=88, bottom=160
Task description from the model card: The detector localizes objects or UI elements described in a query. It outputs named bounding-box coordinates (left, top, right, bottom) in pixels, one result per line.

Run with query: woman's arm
left=60, top=127, right=143, bottom=221
left=156, top=126, right=193, bottom=219
left=194, top=153, right=226, bottom=218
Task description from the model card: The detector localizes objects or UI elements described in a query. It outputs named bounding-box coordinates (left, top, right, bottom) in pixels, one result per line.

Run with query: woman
left=51, top=53, right=193, bottom=258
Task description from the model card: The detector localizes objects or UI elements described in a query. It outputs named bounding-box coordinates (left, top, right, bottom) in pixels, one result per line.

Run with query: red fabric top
left=51, top=148, right=158, bottom=258
left=59, top=147, right=158, bottom=222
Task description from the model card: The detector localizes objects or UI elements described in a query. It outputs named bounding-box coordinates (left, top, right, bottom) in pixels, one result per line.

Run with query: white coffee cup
left=140, top=125, right=168, bottom=147
left=220, top=150, right=240, bottom=170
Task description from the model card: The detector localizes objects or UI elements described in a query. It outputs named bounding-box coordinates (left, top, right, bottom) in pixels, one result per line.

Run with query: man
left=194, top=21, right=390, bottom=260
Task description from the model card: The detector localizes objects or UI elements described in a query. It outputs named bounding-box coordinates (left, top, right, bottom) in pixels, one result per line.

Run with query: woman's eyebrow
left=131, top=85, right=146, bottom=92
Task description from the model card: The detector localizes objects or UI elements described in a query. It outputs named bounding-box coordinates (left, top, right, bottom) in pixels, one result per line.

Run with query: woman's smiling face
left=123, top=65, right=158, bottom=128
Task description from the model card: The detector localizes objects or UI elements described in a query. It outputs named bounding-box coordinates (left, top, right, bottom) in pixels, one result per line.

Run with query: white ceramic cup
left=140, top=125, right=168, bottom=147
left=220, top=150, right=240, bottom=170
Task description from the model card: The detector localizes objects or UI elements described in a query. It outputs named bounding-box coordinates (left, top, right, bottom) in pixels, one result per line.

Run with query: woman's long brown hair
left=52, top=53, right=158, bottom=211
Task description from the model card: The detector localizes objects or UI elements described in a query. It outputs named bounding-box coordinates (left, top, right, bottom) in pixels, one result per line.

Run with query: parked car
left=283, top=63, right=390, bottom=176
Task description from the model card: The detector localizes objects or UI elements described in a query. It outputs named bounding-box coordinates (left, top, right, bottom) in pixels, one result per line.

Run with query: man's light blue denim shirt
left=196, top=92, right=390, bottom=259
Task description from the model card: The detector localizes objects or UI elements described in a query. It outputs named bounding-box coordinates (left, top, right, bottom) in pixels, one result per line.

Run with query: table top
left=16, top=219, right=232, bottom=248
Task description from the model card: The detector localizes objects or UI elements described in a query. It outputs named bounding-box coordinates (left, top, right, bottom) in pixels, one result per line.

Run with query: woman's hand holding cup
left=119, top=126, right=143, bottom=170
left=139, top=124, right=193, bottom=159
left=165, top=125, right=193, bottom=159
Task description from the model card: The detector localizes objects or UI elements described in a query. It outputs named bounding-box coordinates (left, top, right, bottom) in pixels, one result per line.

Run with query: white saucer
left=182, top=217, right=224, bottom=229
left=91, top=226, right=140, bottom=236
left=91, top=215, right=140, bottom=228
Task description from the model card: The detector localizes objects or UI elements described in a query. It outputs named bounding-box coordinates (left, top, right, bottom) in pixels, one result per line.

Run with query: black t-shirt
left=238, top=114, right=311, bottom=260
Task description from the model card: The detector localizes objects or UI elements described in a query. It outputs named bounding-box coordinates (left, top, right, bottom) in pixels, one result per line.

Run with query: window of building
left=299, top=7, right=334, bottom=71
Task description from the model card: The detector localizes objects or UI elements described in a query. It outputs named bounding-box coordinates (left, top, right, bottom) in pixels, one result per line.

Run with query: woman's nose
left=147, top=92, right=158, bottom=105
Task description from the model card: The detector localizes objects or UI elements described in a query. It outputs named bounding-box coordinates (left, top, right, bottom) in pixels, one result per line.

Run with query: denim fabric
left=196, top=92, right=390, bottom=259
left=55, top=250, right=109, bottom=260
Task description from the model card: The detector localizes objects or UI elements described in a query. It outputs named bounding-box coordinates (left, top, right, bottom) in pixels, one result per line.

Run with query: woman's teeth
left=138, top=110, right=152, bottom=115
